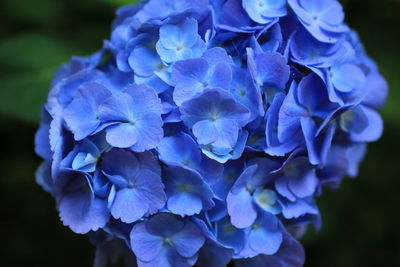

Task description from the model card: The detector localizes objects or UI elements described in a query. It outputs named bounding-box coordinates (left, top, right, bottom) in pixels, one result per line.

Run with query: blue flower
left=278, top=75, right=340, bottom=165
left=61, top=138, right=103, bottom=173
left=248, top=49, right=290, bottom=93
left=289, top=0, right=349, bottom=43
left=227, top=158, right=281, bottom=228
left=101, top=149, right=166, bottom=223
left=164, top=166, right=215, bottom=216
left=230, top=66, right=263, bottom=122
left=339, top=104, right=383, bottom=143
left=64, top=82, right=112, bottom=141
left=215, top=216, right=246, bottom=253
left=323, top=63, right=367, bottom=104
left=99, top=84, right=163, bottom=151
left=172, top=47, right=233, bottom=106
left=180, top=88, right=251, bottom=149
left=157, top=132, right=224, bottom=183
left=290, top=27, right=350, bottom=68
left=279, top=197, right=319, bottom=219
left=156, top=18, right=206, bottom=64
left=212, top=159, right=245, bottom=200
left=130, top=213, right=205, bottom=266
left=264, top=93, right=299, bottom=156
left=35, top=107, right=53, bottom=160
left=235, top=210, right=283, bottom=258
left=192, top=217, right=235, bottom=267
left=235, top=221, right=305, bottom=266
left=35, top=0, right=388, bottom=265
left=200, top=130, right=249, bottom=163
left=211, top=0, right=272, bottom=33
left=274, top=156, right=319, bottom=201
left=243, top=0, right=287, bottom=24
left=55, top=170, right=110, bottom=234
left=133, top=0, right=209, bottom=26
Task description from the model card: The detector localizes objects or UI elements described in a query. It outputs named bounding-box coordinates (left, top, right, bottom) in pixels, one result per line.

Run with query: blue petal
left=110, top=188, right=150, bottom=223
left=235, top=222, right=305, bottom=267
left=64, top=83, right=112, bottom=140
left=301, top=117, right=336, bottom=165
left=227, top=188, right=257, bottom=228
left=277, top=81, right=304, bottom=143
left=167, top=192, right=203, bottom=216
left=248, top=211, right=282, bottom=255
left=105, top=123, right=139, bottom=148
left=172, top=58, right=209, bottom=106
left=101, top=149, right=139, bottom=182
left=57, top=171, right=109, bottom=234
left=130, top=113, right=164, bottom=152
left=172, top=220, right=205, bottom=258
left=165, top=167, right=214, bottom=216
left=146, top=213, right=184, bottom=237
left=159, top=18, right=199, bottom=49
left=265, top=93, right=299, bottom=156
left=349, top=106, right=383, bottom=142
left=254, top=52, right=290, bottom=89
left=215, top=216, right=245, bottom=253
left=297, top=73, right=332, bottom=111
left=243, top=0, right=287, bottom=24
left=128, top=45, right=162, bottom=77
left=157, top=133, right=202, bottom=167
left=130, top=222, right=163, bottom=262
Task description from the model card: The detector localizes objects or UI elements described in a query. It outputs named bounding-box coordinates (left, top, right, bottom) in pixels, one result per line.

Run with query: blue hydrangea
left=35, top=0, right=388, bottom=266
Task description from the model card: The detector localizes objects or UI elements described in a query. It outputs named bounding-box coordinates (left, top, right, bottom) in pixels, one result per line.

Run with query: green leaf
left=0, top=34, right=73, bottom=73
left=0, top=70, right=53, bottom=124
left=0, top=34, right=75, bottom=124
left=100, top=0, right=139, bottom=7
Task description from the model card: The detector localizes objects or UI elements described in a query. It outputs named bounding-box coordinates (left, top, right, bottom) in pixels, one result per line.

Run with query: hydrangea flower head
left=35, top=0, right=388, bottom=266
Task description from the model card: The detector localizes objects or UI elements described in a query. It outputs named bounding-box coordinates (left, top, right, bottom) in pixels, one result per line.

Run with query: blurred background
left=0, top=0, right=399, bottom=266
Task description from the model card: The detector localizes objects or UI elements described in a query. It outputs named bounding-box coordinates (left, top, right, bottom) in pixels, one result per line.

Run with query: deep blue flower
left=164, top=166, right=215, bottom=216
left=130, top=213, right=205, bottom=266
left=101, top=149, right=166, bottom=223
left=288, top=0, right=349, bottom=43
left=180, top=88, right=251, bottom=149
left=99, top=84, right=163, bottom=151
left=156, top=18, right=206, bottom=64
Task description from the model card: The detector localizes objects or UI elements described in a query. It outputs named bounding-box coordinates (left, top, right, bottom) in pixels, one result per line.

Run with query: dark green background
left=0, top=0, right=399, bottom=266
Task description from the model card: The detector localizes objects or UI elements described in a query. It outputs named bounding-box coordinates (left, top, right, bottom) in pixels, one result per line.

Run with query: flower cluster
left=35, top=0, right=388, bottom=266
